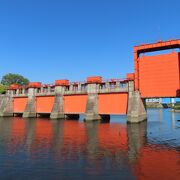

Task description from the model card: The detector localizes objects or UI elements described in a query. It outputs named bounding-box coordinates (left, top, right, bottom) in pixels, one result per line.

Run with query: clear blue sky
left=0, top=0, right=180, bottom=83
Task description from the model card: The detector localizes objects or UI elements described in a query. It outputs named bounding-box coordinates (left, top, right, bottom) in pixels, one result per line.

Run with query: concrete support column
left=16, top=89, right=20, bottom=95
left=78, top=83, right=82, bottom=91
left=116, top=81, right=120, bottom=88
left=34, top=88, right=38, bottom=94
left=50, top=86, right=65, bottom=119
left=105, top=82, right=110, bottom=89
left=84, top=84, right=101, bottom=121
left=47, top=86, right=51, bottom=93
left=0, top=93, right=14, bottom=117
left=6, top=90, right=10, bottom=95
left=23, top=88, right=36, bottom=118
left=69, top=84, right=73, bottom=91
left=40, top=87, right=44, bottom=93
left=127, top=81, right=147, bottom=123
left=22, top=88, right=25, bottom=94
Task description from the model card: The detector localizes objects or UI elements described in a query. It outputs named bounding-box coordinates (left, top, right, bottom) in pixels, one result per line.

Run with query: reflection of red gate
left=11, top=119, right=26, bottom=141
left=98, top=124, right=128, bottom=151
left=135, top=147, right=180, bottom=180
left=63, top=121, right=86, bottom=146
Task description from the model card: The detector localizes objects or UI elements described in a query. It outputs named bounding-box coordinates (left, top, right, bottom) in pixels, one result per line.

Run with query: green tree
left=1, top=73, right=29, bottom=86
left=0, top=84, right=7, bottom=94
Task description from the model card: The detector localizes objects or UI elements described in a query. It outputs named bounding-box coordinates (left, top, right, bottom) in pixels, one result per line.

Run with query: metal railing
left=10, top=78, right=129, bottom=96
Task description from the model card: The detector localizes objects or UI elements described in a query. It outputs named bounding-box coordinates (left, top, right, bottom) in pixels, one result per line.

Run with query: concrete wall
left=0, top=81, right=147, bottom=123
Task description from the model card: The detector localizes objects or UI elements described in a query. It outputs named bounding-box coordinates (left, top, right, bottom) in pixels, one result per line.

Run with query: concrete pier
left=50, top=94, right=65, bottom=119
left=23, top=87, right=36, bottom=118
left=0, top=77, right=147, bottom=123
left=127, top=81, right=147, bottom=123
left=50, top=85, right=65, bottom=119
left=0, top=95, right=13, bottom=117
left=84, top=84, right=101, bottom=121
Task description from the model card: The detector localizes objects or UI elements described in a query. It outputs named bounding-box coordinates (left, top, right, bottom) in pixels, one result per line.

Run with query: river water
left=0, top=109, right=179, bottom=179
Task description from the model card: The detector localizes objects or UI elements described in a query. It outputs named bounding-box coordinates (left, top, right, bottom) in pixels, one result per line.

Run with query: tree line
left=0, top=73, right=29, bottom=94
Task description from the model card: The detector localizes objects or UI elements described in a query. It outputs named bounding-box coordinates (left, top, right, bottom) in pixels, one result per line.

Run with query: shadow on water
left=37, top=113, right=51, bottom=118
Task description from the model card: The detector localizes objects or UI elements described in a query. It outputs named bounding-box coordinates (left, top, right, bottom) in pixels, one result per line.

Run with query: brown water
left=0, top=109, right=179, bottom=179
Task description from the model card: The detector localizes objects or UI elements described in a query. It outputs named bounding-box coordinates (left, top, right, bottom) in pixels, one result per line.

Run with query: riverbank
left=171, top=109, right=180, bottom=112
left=146, top=102, right=180, bottom=113
left=146, top=102, right=171, bottom=108
left=171, top=104, right=180, bottom=112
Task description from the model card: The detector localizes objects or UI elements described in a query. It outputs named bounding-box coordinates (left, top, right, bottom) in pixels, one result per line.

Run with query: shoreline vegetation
left=146, top=102, right=180, bottom=112
left=146, top=102, right=171, bottom=109
left=171, top=103, right=180, bottom=112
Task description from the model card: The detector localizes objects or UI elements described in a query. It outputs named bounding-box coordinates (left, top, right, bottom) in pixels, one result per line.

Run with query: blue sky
left=0, top=0, right=180, bottom=83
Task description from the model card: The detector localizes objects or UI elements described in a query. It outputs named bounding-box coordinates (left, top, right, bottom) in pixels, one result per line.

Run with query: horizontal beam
left=134, top=39, right=180, bottom=55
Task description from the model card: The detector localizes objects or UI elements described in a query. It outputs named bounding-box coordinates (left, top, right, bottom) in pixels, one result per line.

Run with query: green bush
left=0, top=84, right=7, bottom=94
left=172, top=105, right=180, bottom=110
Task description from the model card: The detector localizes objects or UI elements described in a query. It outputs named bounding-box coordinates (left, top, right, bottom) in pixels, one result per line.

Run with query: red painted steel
left=10, top=39, right=180, bottom=114
left=126, top=73, right=135, bottom=80
left=55, top=80, right=69, bottom=86
left=134, top=39, right=180, bottom=91
left=13, top=97, right=28, bottom=113
left=98, top=93, right=128, bottom=114
left=9, top=84, right=20, bottom=90
left=36, top=96, right=55, bottom=113
left=139, top=52, right=180, bottom=98
left=64, top=95, right=88, bottom=114
left=87, top=76, right=102, bottom=84
left=29, top=82, right=42, bottom=88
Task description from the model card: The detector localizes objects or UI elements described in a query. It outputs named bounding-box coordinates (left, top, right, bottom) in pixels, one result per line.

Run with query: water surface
left=0, top=109, right=179, bottom=179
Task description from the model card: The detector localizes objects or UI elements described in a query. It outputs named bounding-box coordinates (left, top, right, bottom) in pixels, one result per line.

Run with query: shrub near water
left=0, top=84, right=7, bottom=94
left=172, top=101, right=180, bottom=110
left=173, top=105, right=180, bottom=110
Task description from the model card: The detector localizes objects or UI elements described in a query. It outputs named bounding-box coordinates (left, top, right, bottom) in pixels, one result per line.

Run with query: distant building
left=146, top=98, right=162, bottom=103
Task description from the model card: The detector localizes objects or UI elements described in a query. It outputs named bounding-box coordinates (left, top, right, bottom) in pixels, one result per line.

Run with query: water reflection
left=85, top=121, right=99, bottom=156
left=25, top=119, right=36, bottom=151
left=51, top=120, right=64, bottom=154
left=127, top=121, right=147, bottom=163
left=171, top=111, right=176, bottom=129
left=0, top=109, right=179, bottom=179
